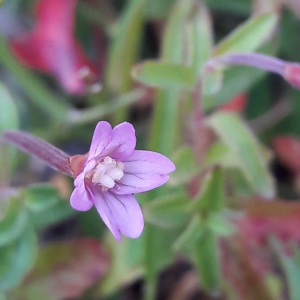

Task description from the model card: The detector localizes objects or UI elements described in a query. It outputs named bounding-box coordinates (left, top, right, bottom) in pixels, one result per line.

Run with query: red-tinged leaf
left=13, top=239, right=110, bottom=300
left=219, top=93, right=247, bottom=113
left=236, top=200, right=300, bottom=245
left=10, top=0, right=102, bottom=95
left=273, top=136, right=300, bottom=172
left=2, top=130, right=73, bottom=176
left=220, top=239, right=275, bottom=300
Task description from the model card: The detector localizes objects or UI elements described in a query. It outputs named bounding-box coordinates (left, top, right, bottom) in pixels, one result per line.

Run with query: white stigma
left=90, top=156, right=124, bottom=191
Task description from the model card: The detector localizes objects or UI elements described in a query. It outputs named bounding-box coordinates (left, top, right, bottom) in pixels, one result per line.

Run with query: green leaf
left=144, top=192, right=190, bottom=228
left=205, top=142, right=238, bottom=168
left=24, top=184, right=60, bottom=213
left=207, top=112, right=275, bottom=197
left=132, top=61, right=194, bottom=89
left=30, top=201, right=74, bottom=229
left=0, top=83, right=19, bottom=182
left=0, top=227, right=37, bottom=290
left=0, top=292, right=6, bottom=300
left=203, top=67, right=224, bottom=96
left=206, top=0, right=250, bottom=15
left=162, top=0, right=195, bottom=62
left=100, top=236, right=144, bottom=296
left=189, top=2, right=213, bottom=78
left=204, top=66, right=265, bottom=110
left=145, top=0, right=175, bottom=19
left=68, top=89, right=147, bottom=124
left=173, top=216, right=204, bottom=251
left=193, top=229, right=220, bottom=293
left=150, top=0, right=195, bottom=155
left=107, top=0, right=146, bottom=93
left=192, top=167, right=225, bottom=213
left=0, top=83, right=18, bottom=133
left=214, top=13, right=278, bottom=56
left=0, top=35, right=70, bottom=121
left=146, top=1, right=196, bottom=298
left=272, top=239, right=300, bottom=300
left=169, top=146, right=200, bottom=185
left=230, top=169, right=255, bottom=197
left=0, top=200, right=28, bottom=247
left=206, top=212, right=236, bottom=236
left=0, top=0, right=5, bottom=8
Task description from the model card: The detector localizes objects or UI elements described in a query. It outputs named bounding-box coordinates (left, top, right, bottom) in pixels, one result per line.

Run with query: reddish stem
left=2, top=130, right=73, bottom=176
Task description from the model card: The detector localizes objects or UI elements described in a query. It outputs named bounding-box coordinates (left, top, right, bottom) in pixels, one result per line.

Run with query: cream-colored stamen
left=88, top=156, right=124, bottom=190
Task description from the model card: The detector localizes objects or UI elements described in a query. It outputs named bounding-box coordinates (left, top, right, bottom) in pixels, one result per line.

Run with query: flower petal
left=123, top=150, right=176, bottom=174
left=88, top=121, right=112, bottom=160
left=101, top=122, right=136, bottom=160
left=93, top=190, right=144, bottom=241
left=113, top=173, right=170, bottom=195
left=70, top=183, right=93, bottom=211
left=112, top=150, right=175, bottom=194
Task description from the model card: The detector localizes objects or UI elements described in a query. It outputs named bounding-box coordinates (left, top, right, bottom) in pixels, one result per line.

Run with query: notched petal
left=93, top=190, right=144, bottom=241
left=123, top=150, right=176, bottom=174
left=88, top=121, right=112, bottom=160
left=101, top=122, right=136, bottom=161
left=113, top=173, right=170, bottom=195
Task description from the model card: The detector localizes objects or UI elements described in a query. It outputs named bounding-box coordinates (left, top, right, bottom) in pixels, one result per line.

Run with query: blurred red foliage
left=219, top=93, right=247, bottom=113
left=10, top=0, right=101, bottom=95
left=273, top=136, right=300, bottom=173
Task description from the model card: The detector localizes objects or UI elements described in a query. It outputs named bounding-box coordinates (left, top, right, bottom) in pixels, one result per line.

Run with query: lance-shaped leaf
left=98, top=232, right=145, bottom=296
left=214, top=13, right=278, bottom=55
left=205, top=142, right=238, bottom=168
left=146, top=2, right=196, bottom=298
left=107, top=0, right=146, bottom=93
left=173, top=216, right=204, bottom=251
left=202, top=66, right=224, bottom=96
left=30, top=201, right=74, bottom=229
left=0, top=83, right=19, bottom=182
left=24, top=184, right=60, bottom=213
left=132, top=61, right=194, bottom=89
left=0, top=200, right=28, bottom=247
left=145, top=0, right=175, bottom=19
left=169, top=146, right=201, bottom=185
left=0, top=36, right=70, bottom=120
left=2, top=131, right=72, bottom=176
left=189, top=2, right=213, bottom=78
left=207, top=112, right=275, bottom=198
left=204, top=66, right=265, bottom=110
left=193, top=229, right=220, bottom=293
left=272, top=239, right=300, bottom=300
left=191, top=167, right=225, bottom=213
left=12, top=239, right=110, bottom=300
left=0, top=227, right=37, bottom=290
left=0, top=292, right=6, bottom=300
left=144, top=192, right=190, bottom=228
left=206, top=0, right=250, bottom=14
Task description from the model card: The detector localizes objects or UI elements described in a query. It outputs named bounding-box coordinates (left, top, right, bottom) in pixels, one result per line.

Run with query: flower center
left=87, top=156, right=124, bottom=191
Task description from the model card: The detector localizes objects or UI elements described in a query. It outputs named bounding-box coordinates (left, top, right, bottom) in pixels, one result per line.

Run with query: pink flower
left=70, top=121, right=175, bottom=241
left=10, top=0, right=100, bottom=95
